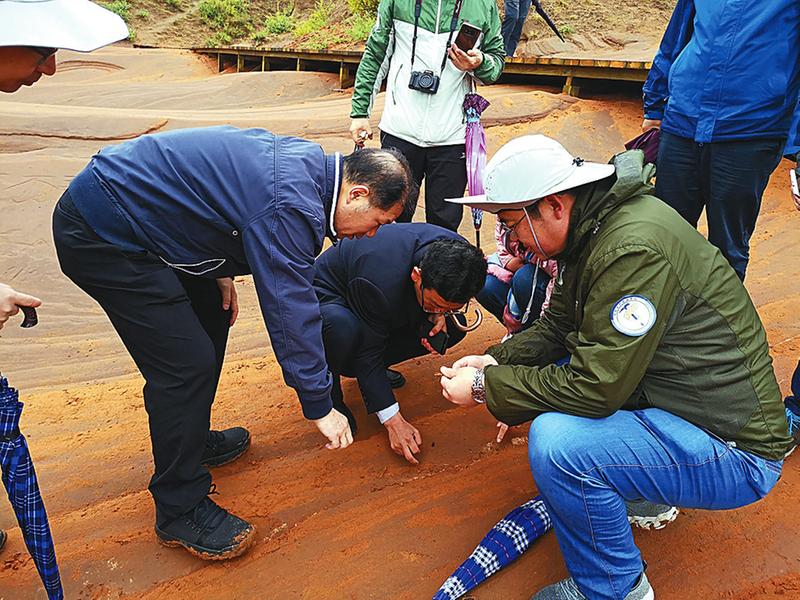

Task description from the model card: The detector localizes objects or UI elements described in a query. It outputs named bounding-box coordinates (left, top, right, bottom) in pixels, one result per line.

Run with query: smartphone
left=418, top=320, right=449, bottom=355
left=454, top=21, right=481, bottom=52
left=791, top=168, right=799, bottom=197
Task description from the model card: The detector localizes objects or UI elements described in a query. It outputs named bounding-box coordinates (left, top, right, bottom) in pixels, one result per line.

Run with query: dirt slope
left=0, top=47, right=798, bottom=599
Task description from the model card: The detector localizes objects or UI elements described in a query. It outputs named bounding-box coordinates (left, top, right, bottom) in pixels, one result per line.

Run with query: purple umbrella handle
left=19, top=306, right=38, bottom=328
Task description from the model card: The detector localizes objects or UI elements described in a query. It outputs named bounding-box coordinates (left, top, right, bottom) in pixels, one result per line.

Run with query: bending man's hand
left=314, top=408, right=353, bottom=450
left=440, top=365, right=478, bottom=407
left=451, top=354, right=498, bottom=370
left=448, top=45, right=483, bottom=72
left=350, top=118, right=373, bottom=147
left=384, top=412, right=422, bottom=465
left=421, top=314, right=448, bottom=354
left=0, top=283, right=41, bottom=331
left=641, top=118, right=661, bottom=132
left=216, top=277, right=239, bottom=326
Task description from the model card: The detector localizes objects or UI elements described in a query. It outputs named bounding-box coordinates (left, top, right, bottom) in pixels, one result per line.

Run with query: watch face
left=610, top=295, right=657, bottom=337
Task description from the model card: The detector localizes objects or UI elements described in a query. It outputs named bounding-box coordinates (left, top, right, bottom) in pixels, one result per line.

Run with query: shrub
left=199, top=0, right=252, bottom=38
left=295, top=0, right=332, bottom=37
left=166, top=0, right=182, bottom=9
left=348, top=0, right=378, bottom=16
left=102, top=0, right=130, bottom=21
left=347, top=12, right=374, bottom=41
left=136, top=8, right=150, bottom=19
left=264, top=10, right=295, bottom=34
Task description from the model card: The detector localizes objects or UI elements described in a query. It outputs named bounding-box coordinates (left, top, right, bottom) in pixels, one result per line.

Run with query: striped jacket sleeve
left=473, top=0, right=505, bottom=85
left=351, top=0, right=396, bottom=118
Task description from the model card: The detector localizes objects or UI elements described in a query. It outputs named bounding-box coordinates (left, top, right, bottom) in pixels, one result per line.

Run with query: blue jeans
left=475, top=263, right=550, bottom=330
left=655, top=131, right=784, bottom=280
left=501, top=0, right=532, bottom=56
left=528, top=408, right=782, bottom=599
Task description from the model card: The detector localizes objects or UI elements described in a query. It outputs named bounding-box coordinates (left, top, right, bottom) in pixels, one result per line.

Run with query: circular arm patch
left=610, top=295, right=657, bottom=337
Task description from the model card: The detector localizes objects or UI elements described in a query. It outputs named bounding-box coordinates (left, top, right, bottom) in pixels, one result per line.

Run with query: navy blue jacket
left=314, top=223, right=463, bottom=412
left=643, top=0, right=800, bottom=155
left=69, top=126, right=343, bottom=420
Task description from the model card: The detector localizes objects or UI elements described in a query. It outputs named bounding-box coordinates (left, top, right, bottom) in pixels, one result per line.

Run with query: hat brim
left=0, top=0, right=129, bottom=51
left=447, top=162, right=616, bottom=213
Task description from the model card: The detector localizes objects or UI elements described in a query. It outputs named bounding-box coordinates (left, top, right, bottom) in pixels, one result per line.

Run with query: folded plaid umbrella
left=433, top=496, right=552, bottom=600
left=464, top=92, right=491, bottom=249
left=0, top=376, right=63, bottom=600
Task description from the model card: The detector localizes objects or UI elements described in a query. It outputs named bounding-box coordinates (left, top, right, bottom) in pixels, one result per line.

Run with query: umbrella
left=533, top=1, right=565, bottom=42
left=463, top=92, right=491, bottom=249
left=433, top=496, right=552, bottom=600
left=0, top=376, right=63, bottom=599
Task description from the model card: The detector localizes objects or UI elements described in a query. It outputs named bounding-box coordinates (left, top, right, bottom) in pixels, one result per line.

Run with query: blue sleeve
left=786, top=98, right=800, bottom=159
left=243, top=207, right=333, bottom=420
left=642, top=0, right=695, bottom=120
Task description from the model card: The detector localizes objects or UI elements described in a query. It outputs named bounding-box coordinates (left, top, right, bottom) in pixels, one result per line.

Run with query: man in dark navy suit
left=314, top=223, right=486, bottom=464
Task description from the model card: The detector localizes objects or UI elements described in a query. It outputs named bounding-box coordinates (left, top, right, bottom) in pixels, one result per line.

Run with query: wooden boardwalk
left=193, top=46, right=652, bottom=95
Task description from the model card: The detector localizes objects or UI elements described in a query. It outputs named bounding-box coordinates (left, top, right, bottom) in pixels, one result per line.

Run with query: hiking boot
left=626, top=499, right=679, bottom=530
left=201, top=427, right=251, bottom=468
left=785, top=397, right=800, bottom=458
left=386, top=368, right=406, bottom=388
left=0, top=529, right=6, bottom=552
left=155, top=493, right=255, bottom=560
left=531, top=572, right=653, bottom=600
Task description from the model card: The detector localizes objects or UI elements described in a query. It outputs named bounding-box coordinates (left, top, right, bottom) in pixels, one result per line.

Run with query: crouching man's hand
left=314, top=408, right=353, bottom=450
left=384, top=412, right=422, bottom=465
left=0, top=283, right=41, bottom=331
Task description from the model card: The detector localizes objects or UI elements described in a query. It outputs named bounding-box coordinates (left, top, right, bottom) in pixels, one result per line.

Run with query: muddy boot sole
left=155, top=524, right=256, bottom=561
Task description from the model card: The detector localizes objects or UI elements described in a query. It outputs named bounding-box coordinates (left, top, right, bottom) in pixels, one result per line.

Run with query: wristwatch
left=472, top=368, right=486, bottom=404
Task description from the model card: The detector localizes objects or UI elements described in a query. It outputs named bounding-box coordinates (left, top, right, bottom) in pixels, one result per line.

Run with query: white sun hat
left=447, top=134, right=616, bottom=213
left=0, top=0, right=129, bottom=51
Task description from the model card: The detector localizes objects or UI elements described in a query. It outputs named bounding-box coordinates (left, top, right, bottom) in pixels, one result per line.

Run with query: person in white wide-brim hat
left=0, top=0, right=128, bottom=92
left=439, top=134, right=791, bottom=600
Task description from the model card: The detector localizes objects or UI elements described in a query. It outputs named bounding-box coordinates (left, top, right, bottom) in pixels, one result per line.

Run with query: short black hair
left=420, top=238, right=487, bottom=304
left=343, top=148, right=419, bottom=214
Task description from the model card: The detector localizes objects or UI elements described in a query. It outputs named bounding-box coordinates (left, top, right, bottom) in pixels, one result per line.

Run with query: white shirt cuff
left=376, top=403, right=400, bottom=424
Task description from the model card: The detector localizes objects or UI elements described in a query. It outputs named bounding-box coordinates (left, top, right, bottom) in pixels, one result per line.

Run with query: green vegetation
left=560, top=23, right=575, bottom=35
left=264, top=9, right=295, bottom=34
left=347, top=0, right=378, bottom=17
left=294, top=0, right=332, bottom=37
left=199, top=0, right=253, bottom=44
left=347, top=12, right=374, bottom=41
left=135, top=8, right=150, bottom=19
left=102, top=0, right=130, bottom=21
left=165, top=0, right=182, bottom=9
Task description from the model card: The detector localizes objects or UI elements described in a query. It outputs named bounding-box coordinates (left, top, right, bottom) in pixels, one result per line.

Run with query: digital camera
left=408, top=69, right=440, bottom=94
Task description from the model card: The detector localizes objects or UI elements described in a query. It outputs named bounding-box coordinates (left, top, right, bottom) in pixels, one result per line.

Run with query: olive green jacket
left=485, top=150, right=790, bottom=461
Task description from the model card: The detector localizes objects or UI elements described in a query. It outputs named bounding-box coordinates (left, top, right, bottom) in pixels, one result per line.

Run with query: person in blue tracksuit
left=314, top=223, right=486, bottom=464
left=51, top=126, right=417, bottom=560
left=642, top=0, right=800, bottom=280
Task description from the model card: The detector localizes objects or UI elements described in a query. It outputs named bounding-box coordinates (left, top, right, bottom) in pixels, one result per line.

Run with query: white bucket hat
left=0, top=0, right=129, bottom=51
left=447, top=134, right=615, bottom=213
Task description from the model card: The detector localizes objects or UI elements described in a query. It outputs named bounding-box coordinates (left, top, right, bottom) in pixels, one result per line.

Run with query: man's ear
left=544, top=194, right=567, bottom=219
left=410, top=266, right=422, bottom=284
left=347, top=184, right=370, bottom=203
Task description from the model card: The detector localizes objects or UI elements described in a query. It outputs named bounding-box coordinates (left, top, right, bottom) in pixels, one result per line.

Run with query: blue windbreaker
left=69, top=126, right=343, bottom=420
left=643, top=0, right=800, bottom=156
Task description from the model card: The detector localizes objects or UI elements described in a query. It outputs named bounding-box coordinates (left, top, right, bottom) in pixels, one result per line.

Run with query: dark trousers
left=655, top=131, right=784, bottom=280
left=52, top=193, right=230, bottom=527
left=476, top=262, right=551, bottom=329
left=381, top=131, right=467, bottom=232
left=320, top=302, right=465, bottom=414
left=501, top=0, right=532, bottom=56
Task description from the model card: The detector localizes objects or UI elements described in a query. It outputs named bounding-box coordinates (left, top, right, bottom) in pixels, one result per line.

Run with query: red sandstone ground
left=0, top=47, right=798, bottom=599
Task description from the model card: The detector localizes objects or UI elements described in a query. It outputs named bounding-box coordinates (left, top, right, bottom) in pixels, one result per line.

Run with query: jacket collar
left=323, top=152, right=344, bottom=242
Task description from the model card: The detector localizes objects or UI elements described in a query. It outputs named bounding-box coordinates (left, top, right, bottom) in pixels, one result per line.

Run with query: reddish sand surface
left=0, top=47, right=799, bottom=599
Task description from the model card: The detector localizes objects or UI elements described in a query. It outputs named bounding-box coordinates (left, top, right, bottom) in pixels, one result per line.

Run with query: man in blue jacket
left=314, top=224, right=486, bottom=464
left=52, top=126, right=416, bottom=560
left=642, top=0, right=800, bottom=280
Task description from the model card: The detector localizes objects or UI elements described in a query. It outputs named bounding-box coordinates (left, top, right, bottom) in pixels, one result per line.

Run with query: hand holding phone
left=418, top=319, right=449, bottom=355
left=454, top=21, right=481, bottom=52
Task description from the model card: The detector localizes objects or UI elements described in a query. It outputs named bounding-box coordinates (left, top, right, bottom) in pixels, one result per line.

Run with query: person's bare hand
left=642, top=119, right=661, bottom=132
left=216, top=277, right=238, bottom=326
left=350, top=118, right=373, bottom=147
left=496, top=422, right=510, bottom=443
left=506, top=257, right=525, bottom=273
left=421, top=314, right=448, bottom=354
left=440, top=365, right=479, bottom=407
left=0, top=283, right=41, bottom=331
left=314, top=408, right=353, bottom=450
left=384, top=412, right=422, bottom=465
left=451, top=354, right=498, bottom=370
left=448, top=45, right=483, bottom=71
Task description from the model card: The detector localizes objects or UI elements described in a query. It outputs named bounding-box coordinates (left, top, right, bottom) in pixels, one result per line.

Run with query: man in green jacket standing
left=349, top=0, right=505, bottom=231
left=440, top=135, right=790, bottom=600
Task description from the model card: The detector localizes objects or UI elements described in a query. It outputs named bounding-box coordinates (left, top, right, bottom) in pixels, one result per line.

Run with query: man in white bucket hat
left=439, top=135, right=790, bottom=600
left=0, top=0, right=127, bottom=552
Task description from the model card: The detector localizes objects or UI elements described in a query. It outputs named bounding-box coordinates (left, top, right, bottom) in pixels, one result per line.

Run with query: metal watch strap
left=472, top=368, right=486, bottom=404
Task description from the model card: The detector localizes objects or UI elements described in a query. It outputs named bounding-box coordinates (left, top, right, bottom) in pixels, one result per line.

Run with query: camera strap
left=409, top=0, right=465, bottom=73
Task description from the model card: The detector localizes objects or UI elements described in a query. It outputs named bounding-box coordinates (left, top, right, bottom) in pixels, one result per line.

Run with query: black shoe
left=386, top=368, right=406, bottom=389
left=201, top=427, right=251, bottom=468
left=155, top=493, right=256, bottom=560
left=0, top=529, right=6, bottom=552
